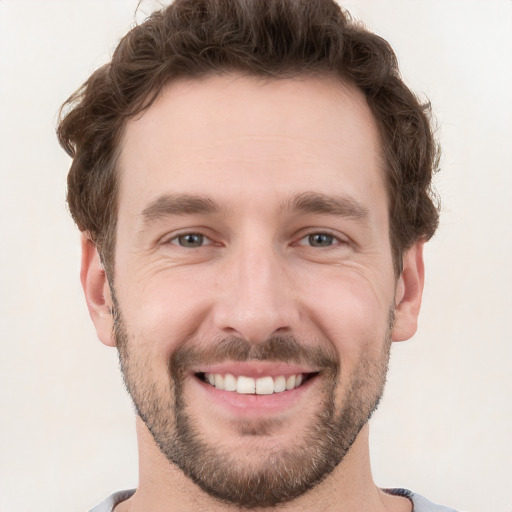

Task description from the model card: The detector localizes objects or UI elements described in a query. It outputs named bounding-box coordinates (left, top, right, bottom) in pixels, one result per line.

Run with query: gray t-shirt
left=89, top=488, right=459, bottom=511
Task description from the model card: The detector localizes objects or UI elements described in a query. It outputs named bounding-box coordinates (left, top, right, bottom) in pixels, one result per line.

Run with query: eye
left=307, top=233, right=335, bottom=247
left=297, top=232, right=346, bottom=248
left=170, top=233, right=208, bottom=248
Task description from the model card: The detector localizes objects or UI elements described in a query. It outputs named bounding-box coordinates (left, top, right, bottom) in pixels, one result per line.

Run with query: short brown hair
left=57, top=0, right=439, bottom=276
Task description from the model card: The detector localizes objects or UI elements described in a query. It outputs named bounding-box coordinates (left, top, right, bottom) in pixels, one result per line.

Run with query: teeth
left=236, top=375, right=255, bottom=394
left=214, top=374, right=224, bottom=390
left=224, top=373, right=237, bottom=391
left=203, top=372, right=306, bottom=395
left=274, top=375, right=286, bottom=393
left=255, top=376, right=274, bottom=395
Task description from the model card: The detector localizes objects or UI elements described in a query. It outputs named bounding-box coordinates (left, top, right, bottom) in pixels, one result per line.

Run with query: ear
left=391, top=240, right=425, bottom=342
left=80, top=234, right=116, bottom=347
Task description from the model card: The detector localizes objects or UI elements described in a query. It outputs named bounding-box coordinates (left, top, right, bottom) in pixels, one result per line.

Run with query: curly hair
left=57, top=0, right=439, bottom=277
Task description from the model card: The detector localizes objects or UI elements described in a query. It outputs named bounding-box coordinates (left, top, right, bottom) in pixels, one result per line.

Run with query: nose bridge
left=214, top=234, right=297, bottom=342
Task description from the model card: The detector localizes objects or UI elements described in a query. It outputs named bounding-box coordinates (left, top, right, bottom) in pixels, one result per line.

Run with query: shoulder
left=89, top=489, right=136, bottom=512
left=384, top=488, right=460, bottom=512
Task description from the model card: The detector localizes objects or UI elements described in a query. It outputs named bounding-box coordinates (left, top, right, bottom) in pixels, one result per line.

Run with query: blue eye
left=306, top=233, right=335, bottom=247
left=172, top=233, right=206, bottom=247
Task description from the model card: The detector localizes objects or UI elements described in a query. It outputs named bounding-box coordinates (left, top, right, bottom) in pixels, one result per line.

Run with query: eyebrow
left=284, top=192, right=370, bottom=219
left=140, top=194, right=223, bottom=224
left=139, top=191, right=369, bottom=226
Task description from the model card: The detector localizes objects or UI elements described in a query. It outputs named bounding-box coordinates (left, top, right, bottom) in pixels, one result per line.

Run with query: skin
left=81, top=75, right=424, bottom=511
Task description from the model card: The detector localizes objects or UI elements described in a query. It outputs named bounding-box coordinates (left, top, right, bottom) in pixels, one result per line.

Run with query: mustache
left=170, top=335, right=339, bottom=376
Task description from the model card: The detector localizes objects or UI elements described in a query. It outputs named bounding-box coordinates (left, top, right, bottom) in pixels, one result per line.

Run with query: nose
left=212, top=240, right=299, bottom=343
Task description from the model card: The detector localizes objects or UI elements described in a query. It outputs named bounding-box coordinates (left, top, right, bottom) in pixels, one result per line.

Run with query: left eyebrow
left=283, top=191, right=370, bottom=220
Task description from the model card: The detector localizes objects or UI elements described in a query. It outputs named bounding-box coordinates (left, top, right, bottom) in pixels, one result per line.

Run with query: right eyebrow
left=140, top=194, right=223, bottom=224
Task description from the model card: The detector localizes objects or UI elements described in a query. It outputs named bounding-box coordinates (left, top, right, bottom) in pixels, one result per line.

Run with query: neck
left=115, top=418, right=411, bottom=512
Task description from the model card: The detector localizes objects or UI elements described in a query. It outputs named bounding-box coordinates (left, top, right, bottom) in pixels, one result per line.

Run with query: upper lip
left=191, top=361, right=320, bottom=378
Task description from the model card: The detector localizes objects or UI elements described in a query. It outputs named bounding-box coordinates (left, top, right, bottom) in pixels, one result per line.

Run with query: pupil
left=180, top=234, right=203, bottom=247
left=310, top=234, right=332, bottom=247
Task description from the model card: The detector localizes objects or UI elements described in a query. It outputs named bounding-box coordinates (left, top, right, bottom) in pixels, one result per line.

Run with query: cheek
left=298, top=267, right=393, bottom=359
left=296, top=272, right=393, bottom=401
left=115, top=265, right=219, bottom=360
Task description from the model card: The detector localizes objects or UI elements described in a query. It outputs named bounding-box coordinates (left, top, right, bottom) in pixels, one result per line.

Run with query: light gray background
left=0, top=1, right=511, bottom=511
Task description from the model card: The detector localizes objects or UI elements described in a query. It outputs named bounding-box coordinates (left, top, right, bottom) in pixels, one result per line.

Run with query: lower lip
left=192, top=375, right=318, bottom=417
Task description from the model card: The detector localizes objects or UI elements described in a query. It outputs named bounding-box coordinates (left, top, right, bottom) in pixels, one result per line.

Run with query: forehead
left=117, top=74, right=385, bottom=216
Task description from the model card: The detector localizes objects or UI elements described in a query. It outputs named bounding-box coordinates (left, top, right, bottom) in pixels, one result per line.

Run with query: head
left=58, top=0, right=439, bottom=508
left=58, top=0, right=439, bottom=279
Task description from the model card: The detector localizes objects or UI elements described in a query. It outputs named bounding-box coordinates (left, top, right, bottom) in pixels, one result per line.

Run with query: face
left=85, top=75, right=424, bottom=508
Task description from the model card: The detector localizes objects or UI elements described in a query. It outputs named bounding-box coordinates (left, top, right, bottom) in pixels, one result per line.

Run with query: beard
left=113, top=296, right=393, bottom=509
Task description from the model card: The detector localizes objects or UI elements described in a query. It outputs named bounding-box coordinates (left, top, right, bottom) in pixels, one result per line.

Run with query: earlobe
left=391, top=241, right=425, bottom=342
left=80, top=234, right=116, bottom=347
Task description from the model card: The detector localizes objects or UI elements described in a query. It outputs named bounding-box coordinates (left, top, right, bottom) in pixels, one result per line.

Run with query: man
left=57, top=0, right=457, bottom=510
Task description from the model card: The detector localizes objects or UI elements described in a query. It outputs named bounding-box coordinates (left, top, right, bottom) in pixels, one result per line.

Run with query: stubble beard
left=114, top=297, right=393, bottom=509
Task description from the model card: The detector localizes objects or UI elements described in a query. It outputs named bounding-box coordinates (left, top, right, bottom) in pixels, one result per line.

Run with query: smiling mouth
left=195, top=372, right=318, bottom=395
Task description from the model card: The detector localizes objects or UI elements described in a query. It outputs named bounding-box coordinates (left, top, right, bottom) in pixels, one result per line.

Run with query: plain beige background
left=0, top=1, right=511, bottom=511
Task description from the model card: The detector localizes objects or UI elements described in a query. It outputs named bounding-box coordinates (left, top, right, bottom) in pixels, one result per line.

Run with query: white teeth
left=224, top=373, right=237, bottom=391
left=256, top=376, right=274, bottom=395
left=214, top=374, right=224, bottom=390
left=237, top=376, right=255, bottom=394
left=274, top=375, right=286, bottom=393
left=203, top=372, right=307, bottom=394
